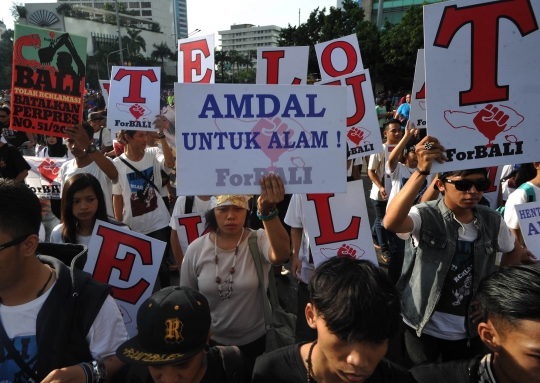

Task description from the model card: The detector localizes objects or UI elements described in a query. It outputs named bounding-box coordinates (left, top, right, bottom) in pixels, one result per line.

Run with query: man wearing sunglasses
left=384, top=135, right=525, bottom=366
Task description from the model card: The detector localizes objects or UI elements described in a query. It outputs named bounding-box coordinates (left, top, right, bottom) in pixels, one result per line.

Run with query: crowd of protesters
left=0, top=84, right=539, bottom=383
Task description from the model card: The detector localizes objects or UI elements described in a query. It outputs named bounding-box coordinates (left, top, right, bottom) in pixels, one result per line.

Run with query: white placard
left=84, top=220, right=166, bottom=337
left=515, top=201, right=540, bottom=250
left=409, top=49, right=426, bottom=129
left=484, top=166, right=503, bottom=209
left=174, top=83, right=348, bottom=195
left=106, top=66, right=161, bottom=133
left=24, top=156, right=67, bottom=199
left=302, top=180, right=378, bottom=267
left=385, top=145, right=396, bottom=196
left=424, top=0, right=540, bottom=172
left=98, top=79, right=110, bottom=106
left=318, top=69, right=383, bottom=159
left=173, top=212, right=210, bottom=253
left=315, top=34, right=363, bottom=81
left=178, top=34, right=215, bottom=83
left=256, top=46, right=309, bottom=85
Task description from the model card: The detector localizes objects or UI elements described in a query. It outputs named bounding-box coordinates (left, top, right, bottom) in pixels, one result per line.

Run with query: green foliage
left=122, top=28, right=146, bottom=55
left=151, top=42, right=173, bottom=68
left=10, top=2, right=26, bottom=22
left=56, top=3, right=74, bottom=16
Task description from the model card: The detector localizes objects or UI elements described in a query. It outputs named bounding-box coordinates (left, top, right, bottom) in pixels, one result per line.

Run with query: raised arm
left=387, top=121, right=418, bottom=174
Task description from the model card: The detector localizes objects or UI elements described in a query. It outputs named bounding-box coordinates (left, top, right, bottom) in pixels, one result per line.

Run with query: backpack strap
left=518, top=183, right=536, bottom=203
left=98, top=127, right=104, bottom=149
left=215, top=345, right=246, bottom=383
left=185, top=196, right=194, bottom=214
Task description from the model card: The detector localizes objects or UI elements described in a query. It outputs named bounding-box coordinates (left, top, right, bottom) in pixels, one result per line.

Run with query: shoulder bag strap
left=0, top=317, right=40, bottom=381
left=118, top=157, right=159, bottom=191
left=518, top=183, right=536, bottom=203
left=185, top=196, right=194, bottom=214
left=247, top=231, right=274, bottom=329
left=99, top=127, right=104, bottom=148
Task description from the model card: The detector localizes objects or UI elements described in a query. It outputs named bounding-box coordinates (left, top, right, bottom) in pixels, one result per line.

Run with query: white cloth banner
left=106, top=66, right=161, bottom=133
left=318, top=69, right=383, bottom=159
left=409, top=49, right=426, bottom=129
left=315, top=34, right=363, bottom=81
left=302, top=180, right=378, bottom=267
left=173, top=213, right=210, bottom=254
left=24, top=156, right=67, bottom=199
left=98, top=79, right=110, bottom=106
left=515, top=201, right=540, bottom=251
left=256, top=46, right=309, bottom=85
left=178, top=34, right=215, bottom=83
left=84, top=220, right=166, bottom=337
left=424, top=0, right=540, bottom=172
left=174, top=83, right=348, bottom=195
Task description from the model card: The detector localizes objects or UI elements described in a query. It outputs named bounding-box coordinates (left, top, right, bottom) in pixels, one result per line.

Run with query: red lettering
left=177, top=216, right=211, bottom=244
left=92, top=226, right=154, bottom=304
left=345, top=74, right=366, bottom=126
left=262, top=51, right=285, bottom=84
left=180, top=39, right=212, bottom=83
left=320, top=41, right=359, bottom=78
left=113, top=69, right=158, bottom=103
left=306, top=194, right=361, bottom=246
left=416, top=83, right=425, bottom=100
left=103, top=83, right=110, bottom=93
left=485, top=166, right=498, bottom=193
left=434, top=0, right=538, bottom=106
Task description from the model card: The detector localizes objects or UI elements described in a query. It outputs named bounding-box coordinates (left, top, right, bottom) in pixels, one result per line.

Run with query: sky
left=2, top=0, right=340, bottom=41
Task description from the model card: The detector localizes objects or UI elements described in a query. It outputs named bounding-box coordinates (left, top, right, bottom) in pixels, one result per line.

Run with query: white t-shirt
left=400, top=205, right=515, bottom=340
left=504, top=182, right=540, bottom=230
left=113, top=152, right=171, bottom=234
left=60, top=159, right=115, bottom=217
left=0, top=284, right=127, bottom=380
left=93, top=127, right=113, bottom=150
left=146, top=146, right=169, bottom=197
left=284, top=194, right=314, bottom=284
left=180, top=229, right=272, bottom=346
left=385, top=161, right=433, bottom=208
left=169, top=196, right=212, bottom=230
left=500, top=164, right=516, bottom=202
left=368, top=145, right=386, bottom=201
left=50, top=223, right=91, bottom=246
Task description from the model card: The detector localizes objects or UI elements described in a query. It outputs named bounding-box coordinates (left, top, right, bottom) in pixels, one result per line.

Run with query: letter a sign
left=424, top=0, right=540, bottom=172
left=178, top=34, right=215, bottom=83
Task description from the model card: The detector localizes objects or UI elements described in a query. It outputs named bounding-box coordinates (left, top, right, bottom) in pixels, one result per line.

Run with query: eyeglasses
left=0, top=115, right=8, bottom=118
left=0, top=234, right=31, bottom=251
left=444, top=178, right=491, bottom=192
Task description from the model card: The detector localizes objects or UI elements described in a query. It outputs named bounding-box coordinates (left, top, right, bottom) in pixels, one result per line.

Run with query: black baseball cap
left=116, top=286, right=211, bottom=366
left=88, top=112, right=104, bottom=122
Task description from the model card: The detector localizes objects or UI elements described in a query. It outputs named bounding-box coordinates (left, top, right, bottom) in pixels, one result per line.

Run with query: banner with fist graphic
left=301, top=180, right=377, bottom=268
left=85, top=220, right=166, bottom=337
left=174, top=83, right=347, bottom=195
left=24, top=156, right=68, bottom=199
left=106, top=66, right=161, bottom=133
left=424, top=0, right=540, bottom=171
left=318, top=69, right=383, bottom=159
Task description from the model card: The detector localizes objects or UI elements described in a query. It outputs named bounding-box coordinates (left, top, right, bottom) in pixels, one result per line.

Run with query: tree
left=56, top=3, right=74, bottom=17
left=10, top=2, right=26, bottom=23
left=151, top=42, right=172, bottom=69
left=122, top=28, right=146, bottom=56
left=0, top=29, right=14, bottom=89
left=214, top=49, right=230, bottom=82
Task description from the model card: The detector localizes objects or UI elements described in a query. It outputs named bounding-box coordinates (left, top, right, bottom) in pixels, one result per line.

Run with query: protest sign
left=24, top=156, right=67, bottom=199
left=173, top=213, right=211, bottom=253
left=424, top=0, right=540, bottom=172
left=302, top=180, right=377, bottom=267
left=318, top=69, right=383, bottom=159
left=11, top=25, right=86, bottom=138
left=84, top=220, right=166, bottom=337
left=178, top=34, right=215, bottom=83
left=174, top=83, right=347, bottom=195
left=106, top=66, right=161, bottom=133
left=409, top=49, right=426, bottom=129
left=256, top=46, right=309, bottom=85
left=315, top=34, right=363, bottom=81
left=98, top=79, right=110, bottom=106
left=515, top=201, right=540, bottom=251
left=483, top=166, right=503, bottom=209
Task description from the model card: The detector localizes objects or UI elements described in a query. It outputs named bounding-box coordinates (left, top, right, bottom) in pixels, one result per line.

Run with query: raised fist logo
left=38, top=158, right=61, bottom=183
left=320, top=244, right=365, bottom=260
left=347, top=127, right=364, bottom=147
left=337, top=244, right=357, bottom=259
left=116, top=103, right=152, bottom=121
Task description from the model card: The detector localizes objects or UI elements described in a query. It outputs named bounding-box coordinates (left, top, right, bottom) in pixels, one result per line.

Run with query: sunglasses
left=444, top=178, right=491, bottom=192
left=0, top=234, right=30, bottom=251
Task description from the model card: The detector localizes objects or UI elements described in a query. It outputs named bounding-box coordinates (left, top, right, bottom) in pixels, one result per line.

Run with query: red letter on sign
left=345, top=74, right=366, bottom=126
left=416, top=83, right=425, bottom=100
left=113, top=69, right=158, bottom=103
left=321, top=41, right=359, bottom=78
left=306, top=194, right=361, bottom=246
left=261, top=51, right=302, bottom=85
left=434, top=0, right=538, bottom=106
left=180, top=39, right=212, bottom=83
left=177, top=216, right=211, bottom=245
left=93, top=226, right=154, bottom=304
left=103, top=83, right=110, bottom=93
left=485, top=166, right=499, bottom=193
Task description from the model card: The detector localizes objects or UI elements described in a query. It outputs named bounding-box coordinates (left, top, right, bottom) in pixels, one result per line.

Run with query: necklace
left=306, top=340, right=317, bottom=383
left=37, top=266, right=53, bottom=298
left=214, top=227, right=244, bottom=301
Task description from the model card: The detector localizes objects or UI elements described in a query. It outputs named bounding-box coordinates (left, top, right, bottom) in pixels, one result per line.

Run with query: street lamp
left=107, top=48, right=129, bottom=79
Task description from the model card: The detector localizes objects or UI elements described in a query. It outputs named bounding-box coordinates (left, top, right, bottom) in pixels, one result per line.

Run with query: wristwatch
left=91, top=360, right=107, bottom=383
left=86, top=144, right=97, bottom=153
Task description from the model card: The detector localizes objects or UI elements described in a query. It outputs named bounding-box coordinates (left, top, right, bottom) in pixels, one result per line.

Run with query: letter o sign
left=321, top=41, right=358, bottom=78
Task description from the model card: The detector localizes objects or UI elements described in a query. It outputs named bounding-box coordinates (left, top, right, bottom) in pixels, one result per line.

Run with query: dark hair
left=383, top=119, right=401, bottom=131
left=61, top=173, right=108, bottom=244
left=121, top=130, right=138, bottom=143
left=204, top=206, right=251, bottom=232
left=308, top=258, right=401, bottom=342
left=515, top=163, right=537, bottom=187
left=438, top=168, right=488, bottom=180
left=0, top=106, right=10, bottom=115
left=476, top=265, right=540, bottom=328
left=0, top=179, right=41, bottom=238
left=81, top=122, right=94, bottom=140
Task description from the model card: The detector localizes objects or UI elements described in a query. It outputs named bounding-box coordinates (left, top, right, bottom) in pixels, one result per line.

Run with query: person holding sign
left=180, top=175, right=290, bottom=373
left=384, top=135, right=525, bottom=366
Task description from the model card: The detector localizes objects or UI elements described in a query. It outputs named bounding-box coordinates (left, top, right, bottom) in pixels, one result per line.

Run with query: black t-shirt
left=1, top=127, right=28, bottom=148
left=252, top=342, right=416, bottom=383
left=0, top=143, right=31, bottom=179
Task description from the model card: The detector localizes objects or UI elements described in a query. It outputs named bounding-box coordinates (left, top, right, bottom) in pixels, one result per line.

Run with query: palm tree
left=122, top=28, right=146, bottom=57
left=151, top=42, right=173, bottom=69
left=214, top=49, right=230, bottom=82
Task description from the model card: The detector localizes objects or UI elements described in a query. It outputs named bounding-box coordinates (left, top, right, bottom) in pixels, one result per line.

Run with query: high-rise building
left=371, top=0, right=444, bottom=25
left=173, top=0, right=188, bottom=39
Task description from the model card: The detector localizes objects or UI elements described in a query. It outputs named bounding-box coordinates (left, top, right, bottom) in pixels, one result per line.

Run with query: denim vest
left=397, top=198, right=501, bottom=338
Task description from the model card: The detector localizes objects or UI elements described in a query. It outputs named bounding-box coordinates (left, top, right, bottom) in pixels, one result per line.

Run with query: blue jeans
left=387, top=231, right=405, bottom=285
left=370, top=199, right=389, bottom=252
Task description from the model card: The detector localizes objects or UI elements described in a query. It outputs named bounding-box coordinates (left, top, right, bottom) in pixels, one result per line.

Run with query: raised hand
left=258, top=173, right=285, bottom=210
left=415, top=135, right=447, bottom=172
left=403, top=120, right=418, bottom=140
